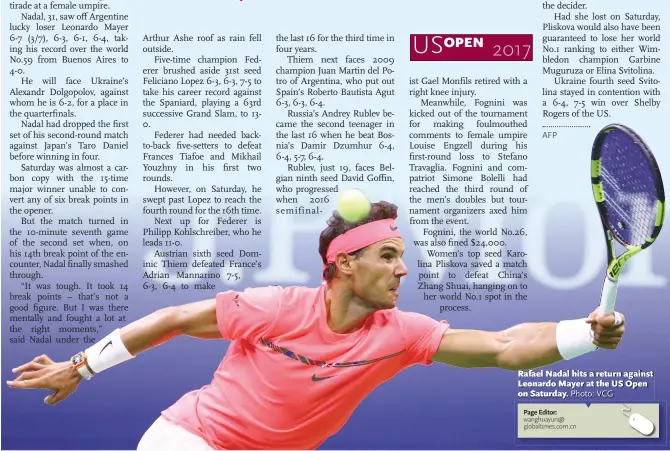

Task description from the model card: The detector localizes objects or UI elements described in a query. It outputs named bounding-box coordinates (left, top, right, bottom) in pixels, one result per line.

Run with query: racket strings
left=601, top=136, right=658, bottom=246
left=600, top=169, right=636, bottom=224
left=600, top=168, right=652, bottom=239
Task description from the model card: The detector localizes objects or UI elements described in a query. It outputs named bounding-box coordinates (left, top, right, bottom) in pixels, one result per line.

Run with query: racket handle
left=598, top=276, right=618, bottom=315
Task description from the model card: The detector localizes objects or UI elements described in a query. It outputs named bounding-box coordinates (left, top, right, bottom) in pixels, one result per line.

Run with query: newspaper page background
left=2, top=0, right=669, bottom=449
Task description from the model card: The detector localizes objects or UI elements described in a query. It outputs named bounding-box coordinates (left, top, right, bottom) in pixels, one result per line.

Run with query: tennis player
left=8, top=201, right=625, bottom=450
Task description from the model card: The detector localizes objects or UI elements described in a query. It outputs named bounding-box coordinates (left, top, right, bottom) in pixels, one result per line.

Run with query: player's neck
left=324, top=284, right=375, bottom=334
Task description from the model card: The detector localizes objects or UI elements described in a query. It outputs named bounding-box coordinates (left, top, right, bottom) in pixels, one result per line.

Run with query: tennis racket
left=591, top=124, right=666, bottom=316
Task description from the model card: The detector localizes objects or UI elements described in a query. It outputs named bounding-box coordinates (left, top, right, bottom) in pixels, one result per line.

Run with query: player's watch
left=71, top=351, right=94, bottom=380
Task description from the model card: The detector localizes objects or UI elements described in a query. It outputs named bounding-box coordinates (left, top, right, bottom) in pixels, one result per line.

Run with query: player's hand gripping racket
left=591, top=124, right=666, bottom=317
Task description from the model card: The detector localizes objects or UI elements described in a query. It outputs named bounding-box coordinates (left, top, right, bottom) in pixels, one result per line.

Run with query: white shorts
left=137, top=416, right=214, bottom=451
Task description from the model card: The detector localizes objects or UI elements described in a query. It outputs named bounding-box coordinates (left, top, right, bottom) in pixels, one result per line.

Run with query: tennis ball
left=337, top=188, right=371, bottom=222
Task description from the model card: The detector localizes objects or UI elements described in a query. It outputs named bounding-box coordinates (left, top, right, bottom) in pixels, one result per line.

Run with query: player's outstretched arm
left=120, top=297, right=222, bottom=351
left=7, top=298, right=220, bottom=405
left=430, top=309, right=624, bottom=371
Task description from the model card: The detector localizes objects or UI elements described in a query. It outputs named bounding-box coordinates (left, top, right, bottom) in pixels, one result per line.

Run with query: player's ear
left=336, top=253, right=355, bottom=276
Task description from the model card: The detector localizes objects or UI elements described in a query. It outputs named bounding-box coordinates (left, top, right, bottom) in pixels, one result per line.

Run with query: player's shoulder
left=260, top=285, right=324, bottom=335
left=374, top=309, right=448, bottom=352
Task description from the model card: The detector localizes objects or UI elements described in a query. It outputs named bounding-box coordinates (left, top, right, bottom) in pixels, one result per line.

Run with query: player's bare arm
left=430, top=309, right=625, bottom=370
left=122, top=298, right=222, bottom=352
left=7, top=298, right=219, bottom=405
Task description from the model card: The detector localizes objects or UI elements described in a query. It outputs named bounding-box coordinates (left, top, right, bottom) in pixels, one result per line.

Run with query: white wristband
left=85, top=329, right=134, bottom=374
left=555, top=319, right=597, bottom=360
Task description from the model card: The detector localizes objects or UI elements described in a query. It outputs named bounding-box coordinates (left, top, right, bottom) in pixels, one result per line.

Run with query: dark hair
left=318, top=200, right=398, bottom=281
